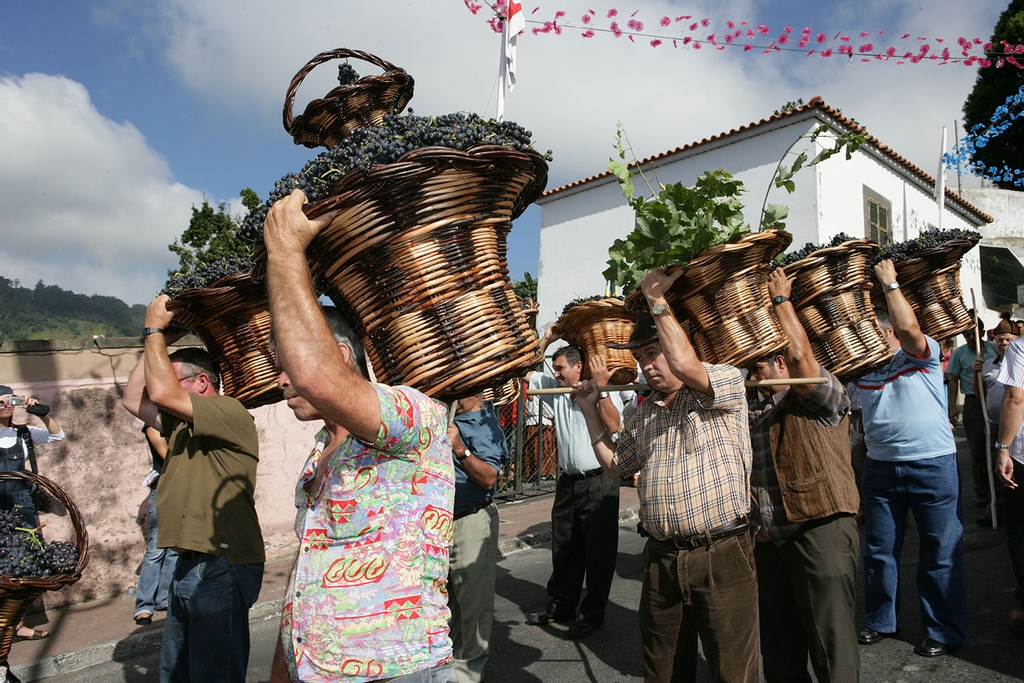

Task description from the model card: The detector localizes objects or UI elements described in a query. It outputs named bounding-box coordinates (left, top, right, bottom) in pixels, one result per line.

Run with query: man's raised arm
left=263, top=190, right=381, bottom=443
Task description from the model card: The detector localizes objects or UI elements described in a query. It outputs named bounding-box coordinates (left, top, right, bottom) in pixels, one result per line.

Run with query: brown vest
left=767, top=392, right=860, bottom=524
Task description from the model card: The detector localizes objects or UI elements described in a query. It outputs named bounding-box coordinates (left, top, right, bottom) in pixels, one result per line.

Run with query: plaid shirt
left=749, top=366, right=849, bottom=544
left=614, top=364, right=751, bottom=540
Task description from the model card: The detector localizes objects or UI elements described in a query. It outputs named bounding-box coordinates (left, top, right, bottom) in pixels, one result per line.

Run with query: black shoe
left=566, top=619, right=601, bottom=639
left=857, top=627, right=895, bottom=645
left=134, top=613, right=153, bottom=626
left=914, top=638, right=950, bottom=657
left=526, top=608, right=574, bottom=626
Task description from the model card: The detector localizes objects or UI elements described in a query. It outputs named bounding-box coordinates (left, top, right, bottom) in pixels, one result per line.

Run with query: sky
left=0, top=0, right=1009, bottom=305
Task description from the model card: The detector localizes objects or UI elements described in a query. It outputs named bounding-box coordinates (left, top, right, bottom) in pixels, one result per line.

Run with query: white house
left=535, top=96, right=996, bottom=334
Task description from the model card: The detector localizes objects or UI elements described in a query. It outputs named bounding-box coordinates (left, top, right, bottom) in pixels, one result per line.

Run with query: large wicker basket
left=283, top=48, right=415, bottom=150
left=166, top=273, right=283, bottom=409
left=626, top=230, right=793, bottom=368
left=480, top=378, right=523, bottom=408
left=276, top=144, right=549, bottom=401
left=870, top=237, right=980, bottom=341
left=556, top=299, right=637, bottom=384
left=0, top=471, right=89, bottom=669
left=782, top=239, right=892, bottom=381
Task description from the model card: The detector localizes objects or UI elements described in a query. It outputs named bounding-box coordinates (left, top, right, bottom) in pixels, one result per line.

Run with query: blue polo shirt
left=858, top=336, right=956, bottom=462
left=452, top=402, right=509, bottom=514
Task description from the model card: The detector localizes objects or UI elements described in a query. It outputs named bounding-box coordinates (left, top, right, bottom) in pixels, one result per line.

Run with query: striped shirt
left=749, top=366, right=849, bottom=544
left=997, top=338, right=1024, bottom=466
left=614, top=364, right=751, bottom=540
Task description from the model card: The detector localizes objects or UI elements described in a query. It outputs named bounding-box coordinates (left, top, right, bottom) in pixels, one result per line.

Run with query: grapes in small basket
left=0, top=508, right=79, bottom=578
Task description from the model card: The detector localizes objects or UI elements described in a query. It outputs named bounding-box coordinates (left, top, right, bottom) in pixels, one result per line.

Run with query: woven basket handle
left=283, top=48, right=406, bottom=132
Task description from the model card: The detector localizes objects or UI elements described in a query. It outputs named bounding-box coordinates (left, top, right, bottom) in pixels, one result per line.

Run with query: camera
left=7, top=396, right=25, bottom=407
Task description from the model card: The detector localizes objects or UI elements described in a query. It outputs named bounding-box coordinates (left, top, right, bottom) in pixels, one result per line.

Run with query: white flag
left=505, top=1, right=525, bottom=90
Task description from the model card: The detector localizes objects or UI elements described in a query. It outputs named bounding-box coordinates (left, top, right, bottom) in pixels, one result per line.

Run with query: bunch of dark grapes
left=561, top=294, right=623, bottom=317
left=874, top=227, right=982, bottom=264
left=0, top=508, right=79, bottom=577
left=775, top=232, right=857, bottom=269
left=162, top=255, right=253, bottom=297
left=337, top=62, right=360, bottom=86
left=41, top=541, right=78, bottom=575
left=239, top=112, right=552, bottom=243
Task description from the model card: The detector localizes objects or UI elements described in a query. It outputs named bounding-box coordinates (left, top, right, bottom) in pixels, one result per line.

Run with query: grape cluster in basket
left=162, top=255, right=252, bottom=297
left=774, top=233, right=857, bottom=269
left=0, top=509, right=78, bottom=578
left=240, top=112, right=552, bottom=243
left=561, top=294, right=623, bottom=317
left=874, top=227, right=982, bottom=264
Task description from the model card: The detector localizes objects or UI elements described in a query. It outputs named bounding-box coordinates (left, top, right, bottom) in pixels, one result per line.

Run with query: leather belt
left=562, top=467, right=604, bottom=482
left=453, top=498, right=493, bottom=521
left=650, top=517, right=749, bottom=550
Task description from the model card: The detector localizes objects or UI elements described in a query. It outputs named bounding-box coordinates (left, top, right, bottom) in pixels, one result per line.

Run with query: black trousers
left=545, top=472, right=620, bottom=624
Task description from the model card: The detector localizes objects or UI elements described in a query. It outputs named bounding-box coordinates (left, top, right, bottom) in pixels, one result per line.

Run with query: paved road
left=35, top=512, right=1024, bottom=682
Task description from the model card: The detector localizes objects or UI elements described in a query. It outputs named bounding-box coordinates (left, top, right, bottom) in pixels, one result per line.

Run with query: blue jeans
left=159, top=551, right=264, bottom=683
left=861, top=453, right=966, bottom=648
left=134, top=489, right=178, bottom=617
left=390, top=661, right=456, bottom=682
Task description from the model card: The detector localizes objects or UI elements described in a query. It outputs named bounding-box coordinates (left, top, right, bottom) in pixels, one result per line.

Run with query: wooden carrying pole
left=527, top=377, right=826, bottom=396
left=971, top=290, right=998, bottom=530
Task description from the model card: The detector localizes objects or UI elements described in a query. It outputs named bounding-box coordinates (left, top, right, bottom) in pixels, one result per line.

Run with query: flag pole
left=937, top=126, right=947, bottom=231
left=497, top=16, right=508, bottom=120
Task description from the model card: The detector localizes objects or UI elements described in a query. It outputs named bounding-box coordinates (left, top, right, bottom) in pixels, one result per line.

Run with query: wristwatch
left=599, top=392, right=610, bottom=400
left=457, top=448, right=472, bottom=461
left=885, top=281, right=900, bottom=292
left=651, top=302, right=670, bottom=316
left=143, top=327, right=165, bottom=338
left=771, top=295, right=790, bottom=306
left=995, top=443, right=1012, bottom=451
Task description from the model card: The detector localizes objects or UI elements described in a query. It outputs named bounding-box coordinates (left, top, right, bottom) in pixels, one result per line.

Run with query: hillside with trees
left=0, top=276, right=146, bottom=341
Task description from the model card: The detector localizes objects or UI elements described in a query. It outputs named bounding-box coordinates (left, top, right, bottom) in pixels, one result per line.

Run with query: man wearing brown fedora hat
left=574, top=267, right=759, bottom=683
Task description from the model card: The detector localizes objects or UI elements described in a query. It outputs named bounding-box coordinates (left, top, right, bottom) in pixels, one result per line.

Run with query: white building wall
left=537, top=111, right=995, bottom=338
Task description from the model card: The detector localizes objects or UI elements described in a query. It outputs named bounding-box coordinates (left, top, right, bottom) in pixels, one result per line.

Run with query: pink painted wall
left=0, top=337, right=319, bottom=608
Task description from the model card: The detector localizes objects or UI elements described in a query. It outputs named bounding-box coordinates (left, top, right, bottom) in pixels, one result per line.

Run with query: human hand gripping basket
left=869, top=236, right=980, bottom=341
left=556, top=299, right=638, bottom=385
left=283, top=48, right=415, bottom=150
left=782, top=239, right=892, bottom=381
left=297, top=144, right=549, bottom=401
left=625, top=230, right=793, bottom=369
left=166, top=273, right=283, bottom=409
left=0, top=471, right=89, bottom=670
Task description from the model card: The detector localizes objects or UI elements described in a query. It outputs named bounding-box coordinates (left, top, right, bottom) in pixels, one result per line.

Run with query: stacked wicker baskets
left=283, top=48, right=414, bottom=150
left=870, top=236, right=980, bottom=341
left=782, top=239, right=892, bottom=381
left=0, top=472, right=88, bottom=674
left=304, top=145, right=548, bottom=400
left=626, top=230, right=793, bottom=369
left=556, top=298, right=637, bottom=384
left=166, top=273, right=282, bottom=409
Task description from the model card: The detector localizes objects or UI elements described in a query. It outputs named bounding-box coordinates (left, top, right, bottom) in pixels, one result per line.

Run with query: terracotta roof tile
left=541, top=95, right=992, bottom=224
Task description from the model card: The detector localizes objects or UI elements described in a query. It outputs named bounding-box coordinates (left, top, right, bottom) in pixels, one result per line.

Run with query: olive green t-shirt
left=156, top=393, right=265, bottom=565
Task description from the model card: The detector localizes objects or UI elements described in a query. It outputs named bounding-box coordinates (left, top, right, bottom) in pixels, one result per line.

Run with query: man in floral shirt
left=265, top=189, right=456, bottom=683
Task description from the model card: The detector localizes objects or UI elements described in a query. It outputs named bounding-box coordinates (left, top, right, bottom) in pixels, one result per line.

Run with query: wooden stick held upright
left=971, top=289, right=998, bottom=530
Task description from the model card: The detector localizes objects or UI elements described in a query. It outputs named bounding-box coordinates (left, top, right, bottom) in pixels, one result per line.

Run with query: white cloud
left=0, top=73, right=202, bottom=304
left=152, top=0, right=1005, bottom=189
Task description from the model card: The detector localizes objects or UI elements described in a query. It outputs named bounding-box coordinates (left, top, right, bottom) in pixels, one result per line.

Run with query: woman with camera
left=0, top=385, right=64, bottom=641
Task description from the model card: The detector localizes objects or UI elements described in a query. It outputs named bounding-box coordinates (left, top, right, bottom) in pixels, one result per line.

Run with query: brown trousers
left=640, top=533, right=760, bottom=683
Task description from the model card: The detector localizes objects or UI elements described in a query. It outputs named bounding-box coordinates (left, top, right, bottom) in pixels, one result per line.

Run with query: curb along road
left=11, top=501, right=639, bottom=683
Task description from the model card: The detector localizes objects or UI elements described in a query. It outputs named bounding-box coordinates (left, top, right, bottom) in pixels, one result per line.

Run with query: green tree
left=963, top=0, right=1024, bottom=190
left=512, top=272, right=537, bottom=301
left=167, top=188, right=260, bottom=275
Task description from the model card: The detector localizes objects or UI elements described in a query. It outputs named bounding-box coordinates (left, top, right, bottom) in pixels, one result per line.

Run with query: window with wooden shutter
left=863, top=187, right=892, bottom=245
